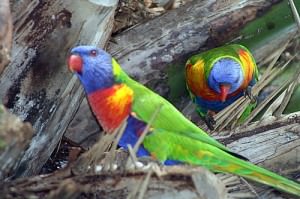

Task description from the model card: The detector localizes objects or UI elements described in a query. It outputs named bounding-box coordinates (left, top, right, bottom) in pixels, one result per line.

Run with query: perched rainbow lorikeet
left=185, top=44, right=258, bottom=129
left=68, top=46, right=300, bottom=196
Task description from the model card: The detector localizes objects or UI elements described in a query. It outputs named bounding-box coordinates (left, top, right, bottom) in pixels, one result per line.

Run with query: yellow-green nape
left=112, top=58, right=122, bottom=77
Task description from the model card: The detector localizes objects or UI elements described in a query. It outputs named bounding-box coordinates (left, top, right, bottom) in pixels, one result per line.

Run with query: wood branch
left=218, top=111, right=300, bottom=145
left=0, top=0, right=116, bottom=178
left=0, top=0, right=13, bottom=74
left=0, top=166, right=227, bottom=199
left=213, top=111, right=300, bottom=197
left=0, top=105, right=33, bottom=180
left=228, top=123, right=300, bottom=174
left=222, top=113, right=300, bottom=197
left=108, top=0, right=283, bottom=93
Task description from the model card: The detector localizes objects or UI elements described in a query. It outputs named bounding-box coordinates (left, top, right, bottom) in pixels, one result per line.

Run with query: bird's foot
left=204, top=111, right=216, bottom=130
left=244, top=86, right=257, bottom=104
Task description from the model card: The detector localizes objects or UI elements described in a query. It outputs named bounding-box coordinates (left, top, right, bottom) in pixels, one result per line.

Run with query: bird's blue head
left=68, top=46, right=114, bottom=94
left=207, top=58, right=243, bottom=102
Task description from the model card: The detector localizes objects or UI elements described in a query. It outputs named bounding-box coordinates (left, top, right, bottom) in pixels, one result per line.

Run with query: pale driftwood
left=0, top=0, right=116, bottom=177
left=222, top=113, right=300, bottom=198
left=228, top=124, right=300, bottom=175
left=217, top=111, right=300, bottom=144
left=0, top=0, right=13, bottom=74
left=0, top=105, right=33, bottom=180
left=219, top=111, right=300, bottom=197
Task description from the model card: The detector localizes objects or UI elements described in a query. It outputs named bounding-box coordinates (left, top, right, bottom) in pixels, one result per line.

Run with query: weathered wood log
left=108, top=0, right=284, bottom=95
left=0, top=166, right=228, bottom=199
left=222, top=111, right=300, bottom=198
left=64, top=99, right=101, bottom=150
left=0, top=0, right=116, bottom=177
left=218, top=111, right=300, bottom=144
left=229, top=123, right=300, bottom=176
left=0, top=105, right=33, bottom=180
left=0, top=0, right=13, bottom=74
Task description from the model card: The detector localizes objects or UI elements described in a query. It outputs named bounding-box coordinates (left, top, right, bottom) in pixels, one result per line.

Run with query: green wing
left=143, top=129, right=300, bottom=196
left=112, top=59, right=228, bottom=151
left=128, top=75, right=228, bottom=151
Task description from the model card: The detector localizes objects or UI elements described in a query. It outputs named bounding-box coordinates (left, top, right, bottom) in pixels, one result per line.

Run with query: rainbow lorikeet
left=185, top=44, right=258, bottom=129
left=68, top=46, right=300, bottom=196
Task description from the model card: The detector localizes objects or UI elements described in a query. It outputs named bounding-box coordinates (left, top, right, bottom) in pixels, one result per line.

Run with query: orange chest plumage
left=88, top=84, right=134, bottom=133
left=186, top=49, right=255, bottom=101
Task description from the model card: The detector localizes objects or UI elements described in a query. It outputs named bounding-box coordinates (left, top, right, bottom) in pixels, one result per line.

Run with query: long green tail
left=143, top=129, right=300, bottom=196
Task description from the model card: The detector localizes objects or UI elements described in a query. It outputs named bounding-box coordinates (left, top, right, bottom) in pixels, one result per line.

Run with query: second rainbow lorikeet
left=67, top=46, right=300, bottom=196
left=185, top=44, right=258, bottom=129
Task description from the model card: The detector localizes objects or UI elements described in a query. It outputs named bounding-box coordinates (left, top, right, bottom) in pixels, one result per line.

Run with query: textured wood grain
left=0, top=0, right=116, bottom=177
left=222, top=112, right=300, bottom=198
left=230, top=125, right=300, bottom=171
left=0, top=167, right=226, bottom=199
left=108, top=0, right=282, bottom=95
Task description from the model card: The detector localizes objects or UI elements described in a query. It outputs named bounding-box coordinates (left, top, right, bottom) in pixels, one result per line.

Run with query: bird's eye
left=90, top=50, right=97, bottom=57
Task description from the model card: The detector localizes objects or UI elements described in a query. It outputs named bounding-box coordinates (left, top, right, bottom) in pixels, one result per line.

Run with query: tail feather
left=143, top=129, right=300, bottom=196
left=211, top=157, right=300, bottom=196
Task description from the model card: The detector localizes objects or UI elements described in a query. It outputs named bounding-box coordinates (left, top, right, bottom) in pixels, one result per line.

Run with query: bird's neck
left=87, top=84, right=133, bottom=133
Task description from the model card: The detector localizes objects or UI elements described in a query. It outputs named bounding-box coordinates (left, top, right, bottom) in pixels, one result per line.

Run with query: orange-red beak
left=68, top=54, right=83, bottom=73
left=220, top=84, right=231, bottom=102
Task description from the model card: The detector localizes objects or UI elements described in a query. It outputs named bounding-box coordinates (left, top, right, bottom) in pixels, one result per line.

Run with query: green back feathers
left=111, top=58, right=230, bottom=151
